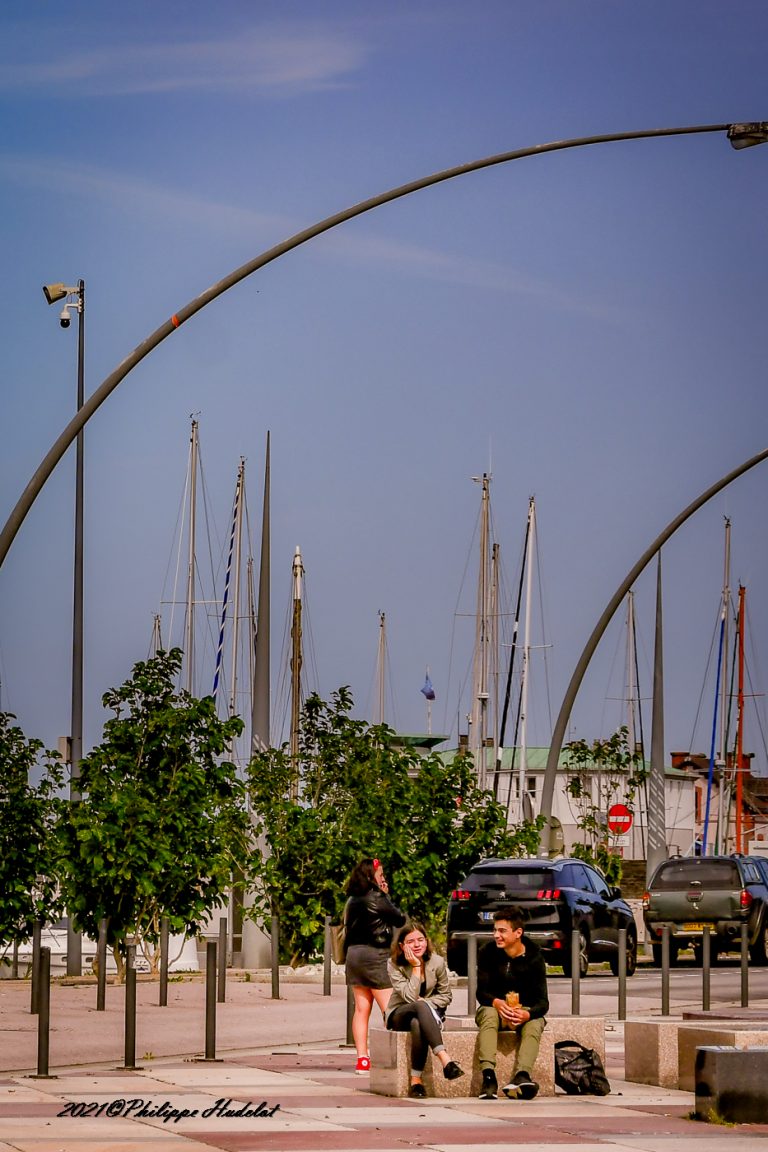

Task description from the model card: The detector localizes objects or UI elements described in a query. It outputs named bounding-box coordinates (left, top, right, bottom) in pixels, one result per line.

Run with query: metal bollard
left=617, top=928, right=627, bottom=1021
left=571, top=930, right=580, bottom=1016
left=205, top=941, right=218, bottom=1060
left=741, top=923, right=749, bottom=1007
left=661, top=926, right=670, bottom=1017
left=30, top=921, right=42, bottom=1014
left=701, top=926, right=711, bottom=1011
left=159, top=916, right=169, bottom=1007
left=121, top=943, right=139, bottom=1070
left=271, top=914, right=280, bottom=1000
left=33, top=947, right=54, bottom=1078
left=96, top=919, right=107, bottom=1012
left=217, top=917, right=227, bottom=1004
left=346, top=984, right=354, bottom=1046
left=323, top=916, right=332, bottom=996
left=466, top=935, right=478, bottom=1016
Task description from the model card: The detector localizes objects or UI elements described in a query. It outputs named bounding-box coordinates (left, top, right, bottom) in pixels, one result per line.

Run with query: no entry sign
left=607, top=803, right=633, bottom=834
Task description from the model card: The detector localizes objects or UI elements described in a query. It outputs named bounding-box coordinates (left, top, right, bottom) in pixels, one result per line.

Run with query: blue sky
left=1, top=2, right=767, bottom=771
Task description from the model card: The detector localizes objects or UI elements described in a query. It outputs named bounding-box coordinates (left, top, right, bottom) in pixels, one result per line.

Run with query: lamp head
left=43, top=282, right=69, bottom=305
left=728, top=121, right=768, bottom=150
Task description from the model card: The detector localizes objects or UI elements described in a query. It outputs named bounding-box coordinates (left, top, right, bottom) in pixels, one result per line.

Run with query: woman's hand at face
left=403, top=943, right=421, bottom=968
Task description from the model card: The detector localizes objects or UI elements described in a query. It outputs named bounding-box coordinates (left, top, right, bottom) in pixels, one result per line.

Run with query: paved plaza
left=1, top=973, right=767, bottom=1151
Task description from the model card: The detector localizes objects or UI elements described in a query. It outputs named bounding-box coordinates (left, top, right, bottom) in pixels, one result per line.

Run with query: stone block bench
left=624, top=1019, right=768, bottom=1090
left=370, top=1015, right=605, bottom=1098
left=695, top=1045, right=768, bottom=1123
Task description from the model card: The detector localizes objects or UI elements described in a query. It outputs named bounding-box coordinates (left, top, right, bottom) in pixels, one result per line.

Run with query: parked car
left=446, top=857, right=637, bottom=978
left=642, top=854, right=768, bottom=965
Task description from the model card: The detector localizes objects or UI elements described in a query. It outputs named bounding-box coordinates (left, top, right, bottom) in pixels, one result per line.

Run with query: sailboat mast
left=252, top=433, right=271, bottom=753
left=626, top=590, right=636, bottom=751
left=185, top=418, right=198, bottom=695
left=717, top=517, right=731, bottom=852
left=290, top=546, right=304, bottom=785
left=471, top=473, right=491, bottom=786
left=150, top=613, right=163, bottom=656
left=490, top=542, right=500, bottom=762
left=228, top=459, right=245, bottom=722
left=736, top=583, right=745, bottom=852
left=376, top=611, right=386, bottom=725
left=495, top=501, right=532, bottom=800
left=518, top=496, right=535, bottom=822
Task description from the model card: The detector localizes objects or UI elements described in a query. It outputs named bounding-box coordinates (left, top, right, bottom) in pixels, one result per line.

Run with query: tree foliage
left=57, top=649, right=250, bottom=973
left=0, top=713, right=64, bottom=950
left=563, top=726, right=647, bottom=884
left=247, top=688, right=537, bottom=963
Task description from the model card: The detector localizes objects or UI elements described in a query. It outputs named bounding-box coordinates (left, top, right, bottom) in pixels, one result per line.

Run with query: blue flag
left=420, top=674, right=436, bottom=701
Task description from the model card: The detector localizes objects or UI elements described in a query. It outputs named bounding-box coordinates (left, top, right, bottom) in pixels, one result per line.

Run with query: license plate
left=481, top=912, right=495, bottom=921
left=681, top=922, right=712, bottom=932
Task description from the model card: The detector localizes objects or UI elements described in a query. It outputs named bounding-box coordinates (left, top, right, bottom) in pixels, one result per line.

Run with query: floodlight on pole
left=43, top=277, right=85, bottom=977
left=727, top=121, right=768, bottom=149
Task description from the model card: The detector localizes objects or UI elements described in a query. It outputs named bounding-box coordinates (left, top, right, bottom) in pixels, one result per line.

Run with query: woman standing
left=386, top=922, right=465, bottom=1097
left=344, top=857, right=406, bottom=1074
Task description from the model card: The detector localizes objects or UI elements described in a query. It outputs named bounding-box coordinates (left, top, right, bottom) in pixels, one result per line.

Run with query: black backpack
left=554, top=1040, right=611, bottom=1096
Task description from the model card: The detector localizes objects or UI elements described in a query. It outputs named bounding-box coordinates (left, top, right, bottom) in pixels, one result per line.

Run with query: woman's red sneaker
left=355, top=1055, right=371, bottom=1074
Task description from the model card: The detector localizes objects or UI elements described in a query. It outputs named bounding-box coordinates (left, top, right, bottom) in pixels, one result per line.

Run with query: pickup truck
left=642, top=854, right=768, bottom=965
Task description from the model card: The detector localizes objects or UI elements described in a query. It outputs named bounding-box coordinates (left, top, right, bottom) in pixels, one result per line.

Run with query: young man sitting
left=475, top=904, right=549, bottom=1099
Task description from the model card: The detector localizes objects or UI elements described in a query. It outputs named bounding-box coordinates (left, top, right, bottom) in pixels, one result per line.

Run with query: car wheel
left=749, top=919, right=768, bottom=965
left=609, top=933, right=637, bottom=977
left=562, top=929, right=589, bottom=978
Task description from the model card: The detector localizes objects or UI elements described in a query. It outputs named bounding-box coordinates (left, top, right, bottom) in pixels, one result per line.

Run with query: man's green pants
left=475, top=1006, right=546, bottom=1075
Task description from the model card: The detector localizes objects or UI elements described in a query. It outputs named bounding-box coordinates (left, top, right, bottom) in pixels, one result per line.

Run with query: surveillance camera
left=59, top=306, right=71, bottom=329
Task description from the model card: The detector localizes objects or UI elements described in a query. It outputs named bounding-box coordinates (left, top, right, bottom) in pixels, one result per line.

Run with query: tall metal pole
left=68, top=279, right=85, bottom=977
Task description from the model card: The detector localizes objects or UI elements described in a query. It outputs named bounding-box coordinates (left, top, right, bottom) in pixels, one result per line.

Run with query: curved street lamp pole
left=539, top=444, right=768, bottom=852
left=2, top=122, right=766, bottom=567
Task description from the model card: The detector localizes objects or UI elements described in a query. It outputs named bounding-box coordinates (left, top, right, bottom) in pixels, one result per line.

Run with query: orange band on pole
left=171, top=314, right=181, bottom=328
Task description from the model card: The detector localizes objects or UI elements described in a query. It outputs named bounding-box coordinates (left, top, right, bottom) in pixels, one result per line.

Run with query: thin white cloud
left=0, top=28, right=367, bottom=97
left=0, top=153, right=627, bottom=323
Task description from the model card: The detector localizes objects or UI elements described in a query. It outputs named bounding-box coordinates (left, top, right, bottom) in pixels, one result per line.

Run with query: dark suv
left=446, top=857, right=637, bottom=977
left=643, top=853, right=768, bottom=965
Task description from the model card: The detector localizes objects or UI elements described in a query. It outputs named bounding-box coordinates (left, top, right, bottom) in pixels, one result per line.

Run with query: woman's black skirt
left=345, top=944, right=391, bottom=989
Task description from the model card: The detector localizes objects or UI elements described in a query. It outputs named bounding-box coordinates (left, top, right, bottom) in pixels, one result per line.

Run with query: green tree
left=563, top=727, right=647, bottom=884
left=57, top=649, right=250, bottom=975
left=0, top=713, right=64, bottom=952
left=247, top=688, right=538, bottom=963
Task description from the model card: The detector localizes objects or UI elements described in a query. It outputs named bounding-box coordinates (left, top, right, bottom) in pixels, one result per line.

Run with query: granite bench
left=624, top=1019, right=768, bottom=1090
left=370, top=1015, right=605, bottom=1098
left=695, top=1045, right=768, bottom=1123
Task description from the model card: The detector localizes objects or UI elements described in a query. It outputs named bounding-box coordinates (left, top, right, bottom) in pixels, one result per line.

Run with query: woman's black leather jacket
left=344, top=886, right=405, bottom=950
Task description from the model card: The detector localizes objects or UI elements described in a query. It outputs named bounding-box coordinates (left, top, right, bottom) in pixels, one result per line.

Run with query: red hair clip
left=373, top=858, right=380, bottom=869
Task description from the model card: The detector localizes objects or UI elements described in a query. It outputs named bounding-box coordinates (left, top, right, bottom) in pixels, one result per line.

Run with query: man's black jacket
left=476, top=935, right=549, bottom=1019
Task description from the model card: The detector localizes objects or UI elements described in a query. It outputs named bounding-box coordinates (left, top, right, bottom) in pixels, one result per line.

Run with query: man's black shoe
left=503, top=1070, right=539, bottom=1100
left=478, top=1069, right=498, bottom=1099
